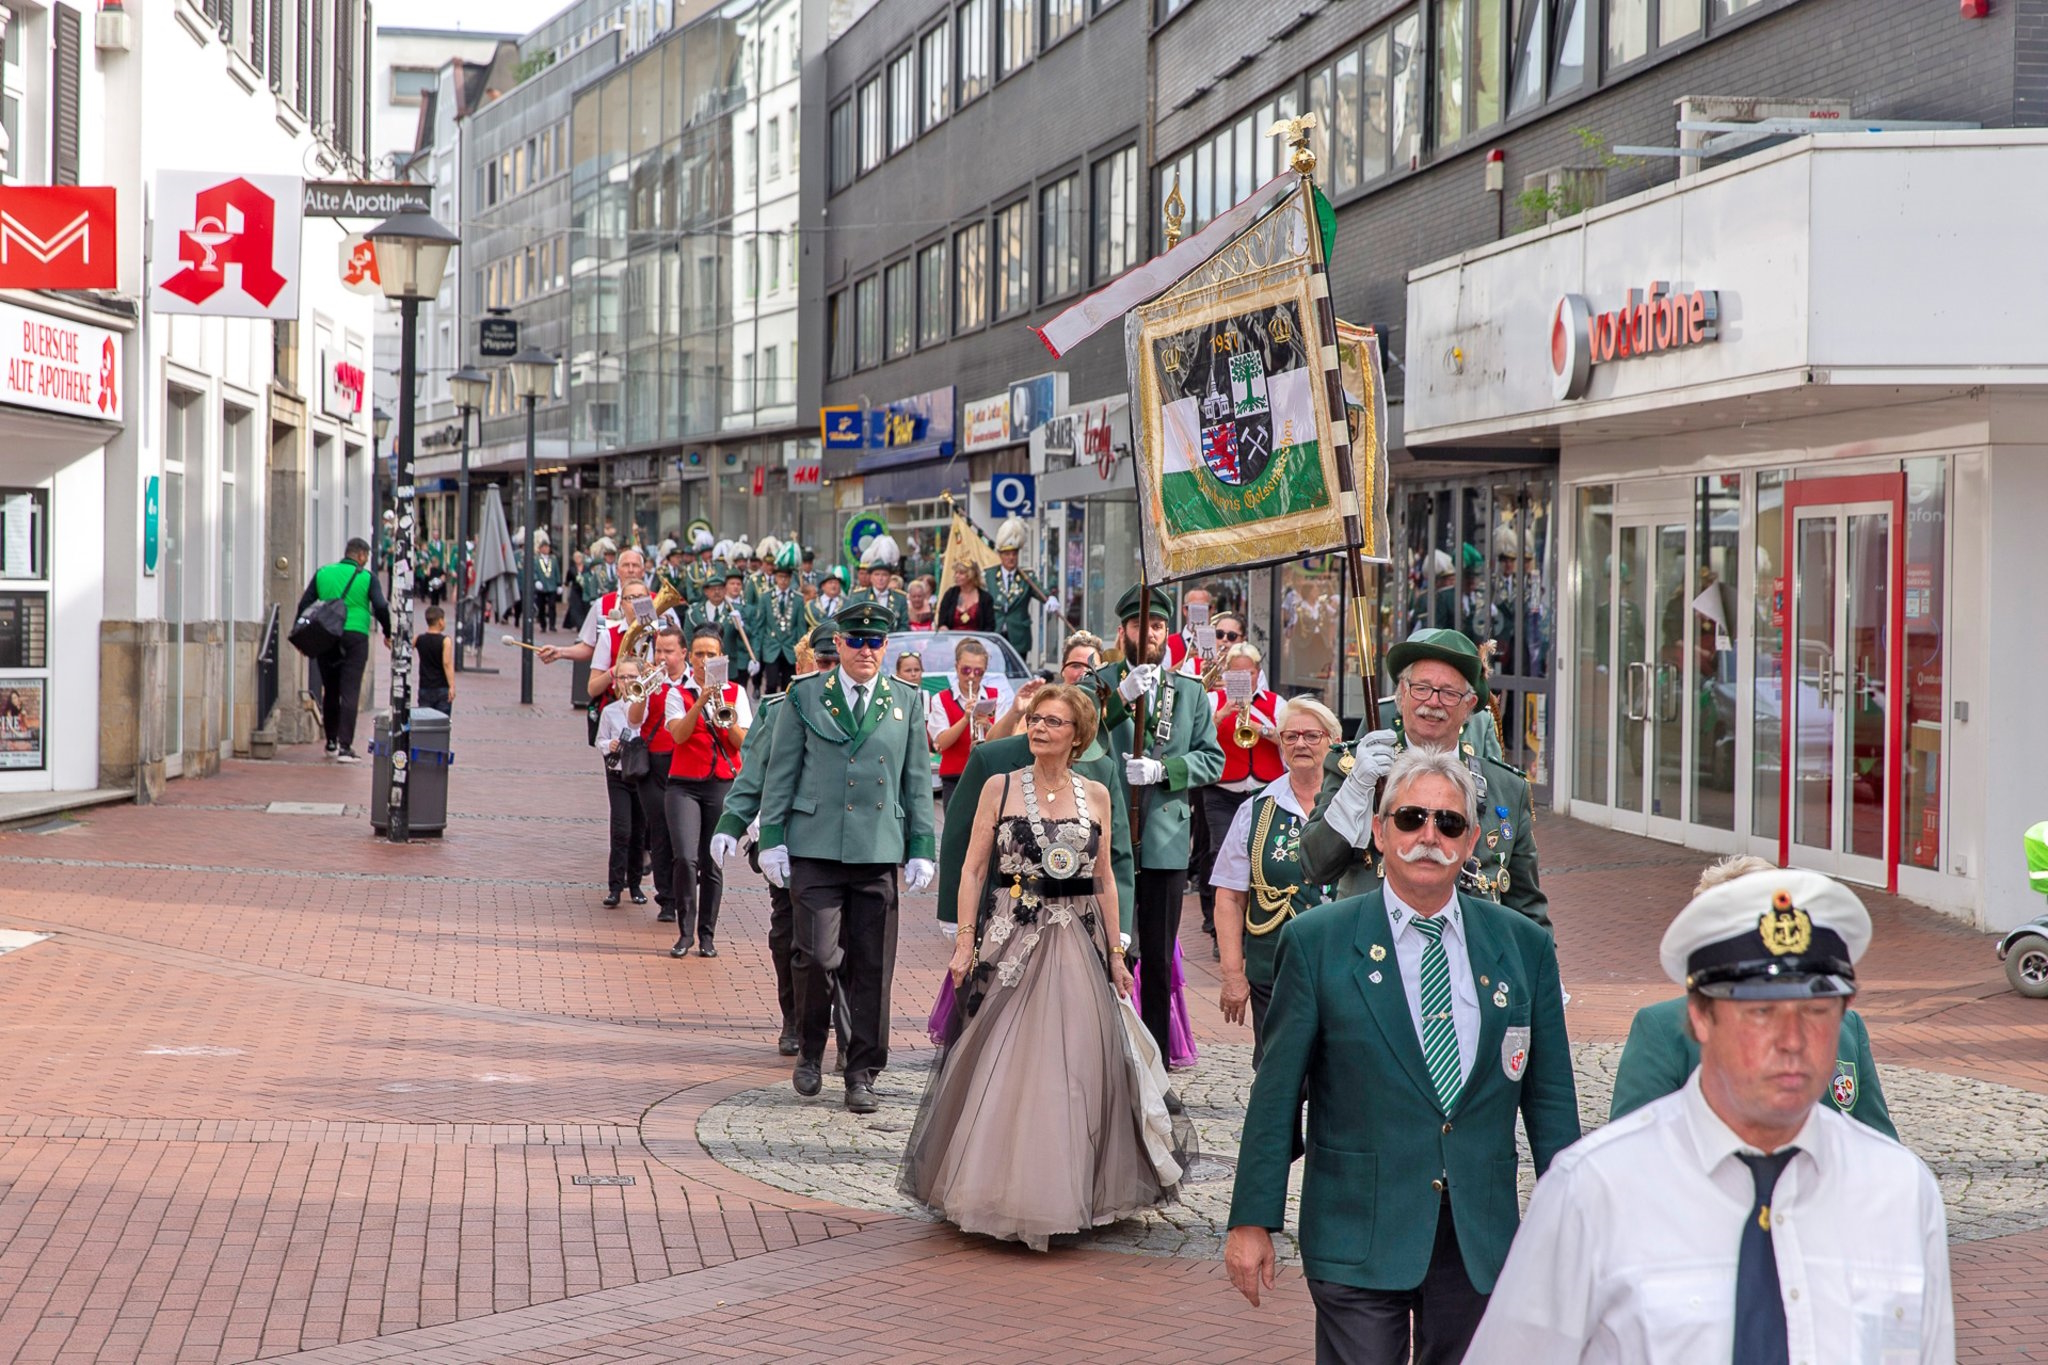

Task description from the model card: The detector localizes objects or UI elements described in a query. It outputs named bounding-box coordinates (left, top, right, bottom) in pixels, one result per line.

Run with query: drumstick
left=500, top=635, right=549, bottom=653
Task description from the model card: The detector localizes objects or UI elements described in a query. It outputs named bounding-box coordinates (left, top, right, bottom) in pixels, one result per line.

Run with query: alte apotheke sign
left=1550, top=281, right=1720, bottom=401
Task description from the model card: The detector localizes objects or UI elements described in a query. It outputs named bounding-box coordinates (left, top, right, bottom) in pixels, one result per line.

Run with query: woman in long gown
left=900, top=684, right=1187, bottom=1251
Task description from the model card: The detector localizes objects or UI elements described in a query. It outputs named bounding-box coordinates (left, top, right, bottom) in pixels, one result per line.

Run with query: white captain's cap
left=1659, top=867, right=1871, bottom=1000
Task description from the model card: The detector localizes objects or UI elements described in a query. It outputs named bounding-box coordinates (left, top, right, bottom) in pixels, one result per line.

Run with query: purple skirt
left=1130, top=942, right=1200, bottom=1069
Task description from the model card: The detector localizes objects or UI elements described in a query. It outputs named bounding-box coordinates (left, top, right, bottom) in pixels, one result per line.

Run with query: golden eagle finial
left=1269, top=112, right=1320, bottom=178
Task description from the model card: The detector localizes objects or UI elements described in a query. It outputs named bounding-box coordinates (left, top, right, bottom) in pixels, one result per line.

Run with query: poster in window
left=0, top=678, right=43, bottom=770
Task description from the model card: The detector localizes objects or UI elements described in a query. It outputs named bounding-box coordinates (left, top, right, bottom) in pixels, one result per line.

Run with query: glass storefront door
left=1601, top=515, right=1691, bottom=841
left=1781, top=476, right=1903, bottom=888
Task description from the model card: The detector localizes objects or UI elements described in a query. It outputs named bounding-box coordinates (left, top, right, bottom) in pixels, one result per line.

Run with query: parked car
left=882, top=631, right=1033, bottom=790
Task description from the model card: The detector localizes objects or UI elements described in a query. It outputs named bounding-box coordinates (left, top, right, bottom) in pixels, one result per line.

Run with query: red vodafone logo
left=1549, top=282, right=1719, bottom=401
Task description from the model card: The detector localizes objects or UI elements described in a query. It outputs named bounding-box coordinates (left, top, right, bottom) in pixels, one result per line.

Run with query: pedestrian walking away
left=296, top=536, right=392, bottom=763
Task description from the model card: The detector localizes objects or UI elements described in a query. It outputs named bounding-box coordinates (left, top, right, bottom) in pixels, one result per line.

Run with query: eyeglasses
left=1278, top=730, right=1329, bottom=746
left=1387, top=806, right=1471, bottom=839
left=1215, top=629, right=1243, bottom=642
left=1402, top=680, right=1475, bottom=706
left=1024, top=713, right=1073, bottom=730
left=841, top=634, right=886, bottom=651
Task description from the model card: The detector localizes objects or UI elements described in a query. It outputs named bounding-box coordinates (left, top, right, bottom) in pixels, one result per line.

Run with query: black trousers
left=1198, top=787, right=1253, bottom=927
left=787, top=856, right=898, bottom=1083
left=938, top=772, right=960, bottom=811
left=316, top=631, right=371, bottom=750
left=605, top=770, right=640, bottom=894
left=663, top=775, right=731, bottom=945
left=1305, top=1197, right=1487, bottom=1365
left=537, top=591, right=558, bottom=631
left=418, top=686, right=452, bottom=715
left=1133, top=867, right=1189, bottom=1063
left=761, top=659, right=793, bottom=695
left=633, top=752, right=675, bottom=909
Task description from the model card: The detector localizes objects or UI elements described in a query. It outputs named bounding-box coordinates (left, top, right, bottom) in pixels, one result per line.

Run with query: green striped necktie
left=1411, top=914, right=1463, bottom=1112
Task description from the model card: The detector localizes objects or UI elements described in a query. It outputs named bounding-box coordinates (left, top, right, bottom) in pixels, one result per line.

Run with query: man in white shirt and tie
left=1465, top=868, right=1953, bottom=1365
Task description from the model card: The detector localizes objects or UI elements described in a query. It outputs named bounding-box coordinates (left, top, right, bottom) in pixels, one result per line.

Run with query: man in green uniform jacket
left=989, top=517, right=1049, bottom=663
left=756, top=603, right=937, bottom=1113
left=755, top=548, right=806, bottom=693
left=1226, top=747, right=1579, bottom=1361
left=936, top=731, right=1136, bottom=942
left=1298, top=628, right=1549, bottom=927
left=1089, top=583, right=1226, bottom=1062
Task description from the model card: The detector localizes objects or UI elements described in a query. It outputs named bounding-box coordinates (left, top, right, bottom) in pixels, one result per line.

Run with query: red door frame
left=1778, top=473, right=1906, bottom=892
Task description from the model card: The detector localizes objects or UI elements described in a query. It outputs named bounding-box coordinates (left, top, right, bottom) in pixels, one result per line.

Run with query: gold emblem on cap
left=1760, top=889, right=1813, bottom=957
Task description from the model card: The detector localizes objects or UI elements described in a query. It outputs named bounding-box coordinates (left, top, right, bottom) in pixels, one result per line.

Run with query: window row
left=826, top=145, right=1138, bottom=378
left=1158, top=0, right=1774, bottom=233
left=829, top=0, right=1122, bottom=192
left=481, top=235, right=569, bottom=310
left=482, top=120, right=569, bottom=209
left=739, top=106, right=800, bottom=188
left=740, top=229, right=801, bottom=301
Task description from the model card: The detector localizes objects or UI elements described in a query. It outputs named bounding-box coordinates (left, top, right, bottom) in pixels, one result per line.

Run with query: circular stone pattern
left=697, top=1042, right=2048, bottom=1260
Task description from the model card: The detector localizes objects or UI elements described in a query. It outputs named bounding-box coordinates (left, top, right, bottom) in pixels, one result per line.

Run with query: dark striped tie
left=1410, top=915, right=1462, bottom=1112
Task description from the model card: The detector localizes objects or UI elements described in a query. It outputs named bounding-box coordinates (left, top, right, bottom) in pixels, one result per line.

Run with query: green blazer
left=1090, top=662, right=1226, bottom=872
left=1227, top=889, right=1580, bottom=1293
left=756, top=669, right=937, bottom=864
left=714, top=691, right=786, bottom=839
left=686, top=600, right=753, bottom=664
left=934, top=735, right=1135, bottom=938
left=752, top=587, right=805, bottom=665
left=1298, top=722, right=1548, bottom=927
left=1609, top=998, right=1897, bottom=1140
left=845, top=586, right=910, bottom=631
left=988, top=566, right=1046, bottom=659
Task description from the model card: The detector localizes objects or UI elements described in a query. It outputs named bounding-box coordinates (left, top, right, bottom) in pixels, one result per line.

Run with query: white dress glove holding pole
left=1118, top=664, right=1161, bottom=703
left=903, top=858, right=936, bottom=893
left=1124, top=754, right=1167, bottom=787
left=1321, top=729, right=1401, bottom=848
left=708, top=832, right=740, bottom=866
left=759, top=845, right=791, bottom=888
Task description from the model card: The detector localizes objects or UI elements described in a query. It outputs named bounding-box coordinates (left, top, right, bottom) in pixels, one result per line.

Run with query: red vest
left=639, top=679, right=678, bottom=754
left=934, top=686, right=998, bottom=777
left=671, top=683, right=744, bottom=780
left=1212, top=688, right=1285, bottom=784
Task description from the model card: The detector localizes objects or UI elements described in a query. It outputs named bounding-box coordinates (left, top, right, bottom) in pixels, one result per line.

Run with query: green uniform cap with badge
left=1385, top=627, right=1491, bottom=705
left=1115, top=584, right=1175, bottom=622
left=1660, top=868, right=1870, bottom=1000
left=833, top=601, right=896, bottom=636
left=806, top=621, right=841, bottom=651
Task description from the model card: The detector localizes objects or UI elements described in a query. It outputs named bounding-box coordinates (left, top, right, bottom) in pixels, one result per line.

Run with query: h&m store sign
left=1550, top=281, right=1720, bottom=401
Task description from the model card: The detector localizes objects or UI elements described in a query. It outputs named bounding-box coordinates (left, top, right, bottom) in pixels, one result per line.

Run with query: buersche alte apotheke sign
left=1550, top=282, right=1720, bottom=401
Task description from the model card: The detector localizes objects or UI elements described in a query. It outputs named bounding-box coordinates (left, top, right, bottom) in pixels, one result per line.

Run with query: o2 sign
left=991, top=474, right=1037, bottom=518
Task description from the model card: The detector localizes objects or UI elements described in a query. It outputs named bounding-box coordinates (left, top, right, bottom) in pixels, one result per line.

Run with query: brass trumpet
left=621, top=663, right=670, bottom=706
left=705, top=690, right=738, bottom=729
left=1232, top=703, right=1259, bottom=750
left=618, top=581, right=687, bottom=660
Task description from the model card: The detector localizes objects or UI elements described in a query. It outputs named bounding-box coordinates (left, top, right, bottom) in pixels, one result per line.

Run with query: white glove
left=1118, top=663, right=1161, bottom=703
left=747, top=659, right=761, bottom=677
left=759, top=845, right=791, bottom=887
left=1324, top=728, right=1400, bottom=847
left=708, top=833, right=740, bottom=866
left=1043, top=596, right=1063, bottom=615
left=903, top=858, right=936, bottom=893
left=1124, top=753, right=1166, bottom=787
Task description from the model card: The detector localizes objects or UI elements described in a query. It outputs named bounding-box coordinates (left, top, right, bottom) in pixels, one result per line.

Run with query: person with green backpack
left=294, top=537, right=391, bottom=762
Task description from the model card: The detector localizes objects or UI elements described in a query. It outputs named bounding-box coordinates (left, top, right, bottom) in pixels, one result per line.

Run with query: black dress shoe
left=602, top=891, right=621, bottom=908
left=777, top=1030, right=801, bottom=1057
left=697, top=940, right=718, bottom=958
left=656, top=908, right=676, bottom=923
left=628, top=888, right=648, bottom=905
left=669, top=940, right=692, bottom=959
left=792, top=1057, right=822, bottom=1097
left=844, top=1079, right=880, bottom=1114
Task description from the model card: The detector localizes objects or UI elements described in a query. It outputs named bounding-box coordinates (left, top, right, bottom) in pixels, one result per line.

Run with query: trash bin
left=368, top=707, right=453, bottom=836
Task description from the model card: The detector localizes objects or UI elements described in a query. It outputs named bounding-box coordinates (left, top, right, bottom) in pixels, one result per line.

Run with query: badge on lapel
left=1830, top=1059, right=1858, bottom=1111
left=893, top=707, right=904, bottom=720
left=1493, top=981, right=1510, bottom=1008
left=1369, top=944, right=1387, bottom=962
left=1501, top=1026, right=1531, bottom=1081
left=1368, top=970, right=1383, bottom=984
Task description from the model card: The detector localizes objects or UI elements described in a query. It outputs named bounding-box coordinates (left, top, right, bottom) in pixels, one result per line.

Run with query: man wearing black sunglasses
left=1298, top=627, right=1549, bottom=927
left=1227, top=747, right=1577, bottom=1364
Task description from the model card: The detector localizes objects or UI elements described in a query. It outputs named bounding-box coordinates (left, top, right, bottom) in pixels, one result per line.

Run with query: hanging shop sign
left=787, top=459, right=823, bottom=491
left=321, top=348, right=366, bottom=419
left=302, top=180, right=432, bottom=219
left=0, top=186, right=118, bottom=290
left=1550, top=282, right=1720, bottom=401
left=151, top=171, right=303, bottom=319
left=0, top=299, right=123, bottom=422
left=962, top=393, right=1012, bottom=453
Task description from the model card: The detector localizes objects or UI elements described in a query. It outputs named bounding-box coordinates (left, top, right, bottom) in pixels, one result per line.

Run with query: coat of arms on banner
left=1126, top=181, right=1349, bottom=579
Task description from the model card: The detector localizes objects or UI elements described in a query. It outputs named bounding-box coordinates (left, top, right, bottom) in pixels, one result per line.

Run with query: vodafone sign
left=1550, top=281, right=1720, bottom=400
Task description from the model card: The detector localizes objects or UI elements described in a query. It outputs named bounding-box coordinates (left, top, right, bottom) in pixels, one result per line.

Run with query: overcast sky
left=384, top=0, right=566, bottom=37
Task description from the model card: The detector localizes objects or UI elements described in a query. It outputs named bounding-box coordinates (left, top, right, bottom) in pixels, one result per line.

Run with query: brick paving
left=0, top=634, right=2042, bottom=1362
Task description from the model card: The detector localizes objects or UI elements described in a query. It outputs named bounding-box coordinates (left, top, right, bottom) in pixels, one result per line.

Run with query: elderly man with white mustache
left=1298, top=628, right=1550, bottom=927
left=1225, top=745, right=1578, bottom=1364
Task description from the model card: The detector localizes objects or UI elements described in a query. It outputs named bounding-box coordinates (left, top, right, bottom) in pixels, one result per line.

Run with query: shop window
left=1573, top=484, right=1613, bottom=806
left=1690, top=474, right=1740, bottom=831
left=0, top=487, right=46, bottom=580
left=1901, top=456, right=1947, bottom=871
left=994, top=199, right=1028, bottom=319
left=1750, top=470, right=1785, bottom=840
left=957, top=0, right=990, bottom=105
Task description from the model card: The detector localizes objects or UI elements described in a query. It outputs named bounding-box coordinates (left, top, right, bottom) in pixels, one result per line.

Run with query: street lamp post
left=366, top=209, right=459, bottom=843
left=507, top=345, right=556, bottom=706
left=447, top=366, right=491, bottom=672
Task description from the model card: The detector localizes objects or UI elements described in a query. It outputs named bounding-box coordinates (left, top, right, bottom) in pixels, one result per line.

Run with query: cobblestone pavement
left=0, top=640, right=2043, bottom=1362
